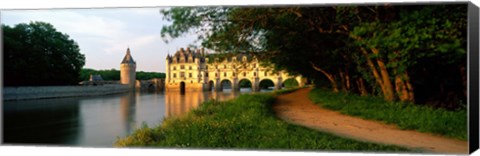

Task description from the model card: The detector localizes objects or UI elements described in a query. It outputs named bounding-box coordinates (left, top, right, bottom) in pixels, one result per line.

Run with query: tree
left=3, top=21, right=85, bottom=86
left=159, top=4, right=467, bottom=109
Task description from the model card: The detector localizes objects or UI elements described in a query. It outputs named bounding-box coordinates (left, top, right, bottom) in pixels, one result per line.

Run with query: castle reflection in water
left=164, top=89, right=244, bottom=117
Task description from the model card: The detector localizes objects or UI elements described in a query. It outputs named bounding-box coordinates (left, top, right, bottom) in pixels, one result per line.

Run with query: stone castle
left=164, top=47, right=306, bottom=92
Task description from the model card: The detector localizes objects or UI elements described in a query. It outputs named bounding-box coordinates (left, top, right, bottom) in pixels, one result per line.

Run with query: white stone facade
left=165, top=48, right=306, bottom=92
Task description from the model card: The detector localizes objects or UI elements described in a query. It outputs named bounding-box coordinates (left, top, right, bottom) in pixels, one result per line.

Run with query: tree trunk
left=360, top=48, right=386, bottom=94
left=371, top=48, right=395, bottom=101
left=360, top=48, right=395, bottom=101
left=310, top=62, right=339, bottom=92
left=395, top=72, right=414, bottom=103
left=357, top=78, right=368, bottom=96
left=339, top=70, right=347, bottom=92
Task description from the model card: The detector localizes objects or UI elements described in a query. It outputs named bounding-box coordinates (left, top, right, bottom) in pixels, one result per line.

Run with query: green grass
left=308, top=88, right=467, bottom=140
left=115, top=88, right=410, bottom=152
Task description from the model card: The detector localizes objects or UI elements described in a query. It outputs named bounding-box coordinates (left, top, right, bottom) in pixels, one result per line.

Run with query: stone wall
left=3, top=84, right=130, bottom=101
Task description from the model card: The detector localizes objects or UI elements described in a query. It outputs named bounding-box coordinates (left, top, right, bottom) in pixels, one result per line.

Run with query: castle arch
left=180, top=81, right=186, bottom=93
left=259, top=78, right=275, bottom=91
left=219, top=79, right=232, bottom=91
left=237, top=78, right=253, bottom=91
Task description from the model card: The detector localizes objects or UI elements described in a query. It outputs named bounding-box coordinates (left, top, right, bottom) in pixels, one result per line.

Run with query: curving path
left=273, top=88, right=468, bottom=154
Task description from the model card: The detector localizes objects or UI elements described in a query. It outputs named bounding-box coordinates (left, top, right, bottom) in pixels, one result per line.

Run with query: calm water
left=3, top=88, right=267, bottom=147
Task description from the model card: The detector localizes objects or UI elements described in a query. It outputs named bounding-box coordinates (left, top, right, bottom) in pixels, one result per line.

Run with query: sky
left=1, top=8, right=201, bottom=73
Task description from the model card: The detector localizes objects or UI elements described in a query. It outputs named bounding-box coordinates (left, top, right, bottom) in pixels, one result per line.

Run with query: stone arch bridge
left=165, top=48, right=306, bottom=92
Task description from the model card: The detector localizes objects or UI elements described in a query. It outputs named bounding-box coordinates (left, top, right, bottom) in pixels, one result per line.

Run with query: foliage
left=159, top=4, right=467, bottom=109
left=283, top=78, right=299, bottom=88
left=3, top=21, right=85, bottom=86
left=308, top=88, right=467, bottom=140
left=80, top=68, right=166, bottom=81
left=115, top=91, right=409, bottom=152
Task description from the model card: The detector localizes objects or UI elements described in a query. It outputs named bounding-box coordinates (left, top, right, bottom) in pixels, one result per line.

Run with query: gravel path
left=272, top=88, right=468, bottom=154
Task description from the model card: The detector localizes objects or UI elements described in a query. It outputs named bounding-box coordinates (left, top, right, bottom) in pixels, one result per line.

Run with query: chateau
left=165, top=48, right=306, bottom=92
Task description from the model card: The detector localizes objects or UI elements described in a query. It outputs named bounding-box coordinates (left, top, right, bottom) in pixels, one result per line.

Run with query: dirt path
left=273, top=88, right=468, bottom=154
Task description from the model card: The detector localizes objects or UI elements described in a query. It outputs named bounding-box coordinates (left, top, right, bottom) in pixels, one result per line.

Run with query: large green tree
left=160, top=4, right=467, bottom=109
left=3, top=21, right=86, bottom=86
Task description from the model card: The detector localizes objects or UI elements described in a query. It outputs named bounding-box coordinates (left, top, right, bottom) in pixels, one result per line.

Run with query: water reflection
left=120, top=92, right=136, bottom=135
left=3, top=97, right=81, bottom=146
left=164, top=90, right=243, bottom=117
left=3, top=89, right=254, bottom=147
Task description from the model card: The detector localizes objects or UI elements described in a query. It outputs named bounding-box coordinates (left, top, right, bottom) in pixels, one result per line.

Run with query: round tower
left=120, top=48, right=136, bottom=88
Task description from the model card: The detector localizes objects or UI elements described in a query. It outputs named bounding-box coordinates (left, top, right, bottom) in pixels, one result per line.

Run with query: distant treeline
left=80, top=68, right=166, bottom=81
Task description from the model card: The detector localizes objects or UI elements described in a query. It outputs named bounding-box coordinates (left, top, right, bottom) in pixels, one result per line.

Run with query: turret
left=120, top=48, right=136, bottom=89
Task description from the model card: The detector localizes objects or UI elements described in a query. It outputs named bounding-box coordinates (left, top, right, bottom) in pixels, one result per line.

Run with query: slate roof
left=121, top=48, right=136, bottom=64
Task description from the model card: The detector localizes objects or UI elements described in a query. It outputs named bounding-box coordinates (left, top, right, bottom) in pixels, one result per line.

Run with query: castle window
left=243, top=72, right=246, bottom=77
left=205, top=73, right=209, bottom=77
left=173, top=73, right=177, bottom=78
left=224, top=72, right=227, bottom=77
left=215, top=73, right=218, bottom=77
left=254, top=72, right=256, bottom=77
left=189, top=66, right=192, bottom=70
left=233, top=73, right=235, bottom=76
left=265, top=71, right=268, bottom=76
left=180, top=65, right=185, bottom=69
left=180, top=72, right=185, bottom=78
left=224, top=65, right=226, bottom=69
left=173, top=66, right=176, bottom=70
left=189, top=73, right=192, bottom=78
left=253, top=64, right=256, bottom=68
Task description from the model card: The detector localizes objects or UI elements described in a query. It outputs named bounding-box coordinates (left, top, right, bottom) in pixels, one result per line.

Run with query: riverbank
left=115, top=88, right=408, bottom=152
left=3, top=84, right=130, bottom=101
left=274, top=88, right=467, bottom=154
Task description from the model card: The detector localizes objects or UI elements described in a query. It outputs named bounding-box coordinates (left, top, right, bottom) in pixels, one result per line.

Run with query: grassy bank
left=308, top=88, right=467, bottom=140
left=115, top=89, right=409, bottom=152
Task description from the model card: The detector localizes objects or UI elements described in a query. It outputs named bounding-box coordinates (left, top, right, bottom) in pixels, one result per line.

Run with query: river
left=3, top=88, right=268, bottom=147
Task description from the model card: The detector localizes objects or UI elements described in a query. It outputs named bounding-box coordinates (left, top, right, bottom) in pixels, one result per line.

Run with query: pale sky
left=1, top=8, right=201, bottom=73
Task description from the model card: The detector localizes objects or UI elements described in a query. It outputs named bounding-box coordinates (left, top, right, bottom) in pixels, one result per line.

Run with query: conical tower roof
left=121, top=48, right=136, bottom=64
